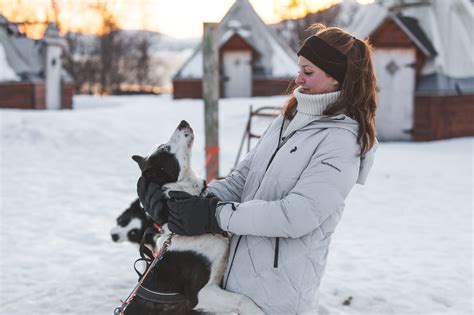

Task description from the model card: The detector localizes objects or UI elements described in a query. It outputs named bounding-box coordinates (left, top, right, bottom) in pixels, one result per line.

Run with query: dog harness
left=114, top=226, right=186, bottom=314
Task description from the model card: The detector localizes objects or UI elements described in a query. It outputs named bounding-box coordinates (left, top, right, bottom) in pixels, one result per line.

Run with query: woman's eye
left=304, top=72, right=313, bottom=75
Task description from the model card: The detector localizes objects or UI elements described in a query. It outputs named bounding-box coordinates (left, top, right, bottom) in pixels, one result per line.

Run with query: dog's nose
left=178, top=120, right=190, bottom=130
left=111, top=234, right=119, bottom=242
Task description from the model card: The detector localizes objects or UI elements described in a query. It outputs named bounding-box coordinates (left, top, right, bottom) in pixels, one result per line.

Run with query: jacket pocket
left=273, top=237, right=279, bottom=268
left=247, top=237, right=276, bottom=275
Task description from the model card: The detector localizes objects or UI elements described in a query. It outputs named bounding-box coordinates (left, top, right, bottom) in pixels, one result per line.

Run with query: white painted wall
left=45, top=45, right=62, bottom=110
left=374, top=48, right=416, bottom=141
left=223, top=51, right=252, bottom=98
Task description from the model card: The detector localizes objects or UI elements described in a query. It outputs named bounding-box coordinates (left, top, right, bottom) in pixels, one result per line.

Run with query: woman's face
left=295, top=56, right=339, bottom=94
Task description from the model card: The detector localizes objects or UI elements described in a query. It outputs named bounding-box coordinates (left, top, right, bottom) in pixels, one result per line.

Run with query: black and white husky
left=127, top=120, right=263, bottom=315
left=111, top=199, right=154, bottom=245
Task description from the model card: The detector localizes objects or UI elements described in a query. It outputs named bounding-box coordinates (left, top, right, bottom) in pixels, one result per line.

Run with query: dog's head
left=110, top=199, right=154, bottom=244
left=132, top=120, right=194, bottom=186
left=131, top=120, right=206, bottom=226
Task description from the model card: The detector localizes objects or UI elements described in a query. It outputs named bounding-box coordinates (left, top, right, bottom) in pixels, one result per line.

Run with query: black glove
left=137, top=176, right=167, bottom=223
left=167, top=191, right=222, bottom=236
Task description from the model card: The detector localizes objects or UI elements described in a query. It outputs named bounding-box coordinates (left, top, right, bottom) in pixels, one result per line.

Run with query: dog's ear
left=131, top=198, right=141, bottom=208
left=132, top=155, right=146, bottom=171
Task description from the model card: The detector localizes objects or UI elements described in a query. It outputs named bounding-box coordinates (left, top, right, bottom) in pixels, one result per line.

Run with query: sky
left=0, top=0, right=374, bottom=39
left=150, top=0, right=342, bottom=38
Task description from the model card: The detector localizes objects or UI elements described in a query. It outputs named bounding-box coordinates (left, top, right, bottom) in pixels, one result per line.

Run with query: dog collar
left=153, top=223, right=162, bottom=232
left=135, top=286, right=186, bottom=304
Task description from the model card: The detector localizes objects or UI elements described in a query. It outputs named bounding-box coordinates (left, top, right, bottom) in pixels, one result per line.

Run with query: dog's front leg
left=194, top=284, right=264, bottom=314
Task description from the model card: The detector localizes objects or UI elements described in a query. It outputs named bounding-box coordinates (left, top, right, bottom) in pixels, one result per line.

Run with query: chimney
left=43, top=23, right=67, bottom=110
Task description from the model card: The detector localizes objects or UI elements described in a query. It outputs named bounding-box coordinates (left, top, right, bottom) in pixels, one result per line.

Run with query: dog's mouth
left=175, top=120, right=194, bottom=147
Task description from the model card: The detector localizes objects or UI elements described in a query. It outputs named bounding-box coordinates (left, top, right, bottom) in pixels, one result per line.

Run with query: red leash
left=114, top=231, right=173, bottom=315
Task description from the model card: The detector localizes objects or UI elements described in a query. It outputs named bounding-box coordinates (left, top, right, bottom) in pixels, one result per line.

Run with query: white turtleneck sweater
left=282, top=88, right=341, bottom=139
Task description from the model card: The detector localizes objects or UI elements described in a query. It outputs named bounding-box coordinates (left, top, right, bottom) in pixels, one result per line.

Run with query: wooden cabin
left=173, top=0, right=298, bottom=99
left=347, top=1, right=474, bottom=141
left=0, top=16, right=74, bottom=110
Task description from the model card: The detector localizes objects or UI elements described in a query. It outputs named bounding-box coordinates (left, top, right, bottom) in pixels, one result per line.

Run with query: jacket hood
left=294, top=114, right=377, bottom=184
left=299, top=114, right=359, bottom=135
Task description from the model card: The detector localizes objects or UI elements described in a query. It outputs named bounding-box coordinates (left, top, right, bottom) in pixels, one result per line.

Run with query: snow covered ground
left=1, top=94, right=472, bottom=314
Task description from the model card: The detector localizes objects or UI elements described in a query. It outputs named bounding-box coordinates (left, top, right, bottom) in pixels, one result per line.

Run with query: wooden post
left=202, top=22, right=220, bottom=181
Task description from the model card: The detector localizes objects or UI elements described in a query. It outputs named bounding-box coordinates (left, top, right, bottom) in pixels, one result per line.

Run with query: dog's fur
left=111, top=198, right=154, bottom=244
left=127, top=120, right=263, bottom=315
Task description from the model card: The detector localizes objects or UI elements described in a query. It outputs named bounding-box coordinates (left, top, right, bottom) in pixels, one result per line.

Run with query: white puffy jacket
left=208, top=114, right=376, bottom=314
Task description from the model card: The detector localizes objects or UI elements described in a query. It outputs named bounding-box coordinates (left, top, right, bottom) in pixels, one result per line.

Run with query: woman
left=138, top=24, right=377, bottom=314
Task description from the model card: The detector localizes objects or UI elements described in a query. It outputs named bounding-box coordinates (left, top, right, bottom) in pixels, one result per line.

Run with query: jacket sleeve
left=217, top=131, right=361, bottom=238
left=206, top=145, right=257, bottom=202
left=206, top=117, right=276, bottom=202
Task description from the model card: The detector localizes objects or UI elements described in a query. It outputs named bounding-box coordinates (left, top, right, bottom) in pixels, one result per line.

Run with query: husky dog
left=127, top=120, right=263, bottom=315
left=111, top=199, right=154, bottom=244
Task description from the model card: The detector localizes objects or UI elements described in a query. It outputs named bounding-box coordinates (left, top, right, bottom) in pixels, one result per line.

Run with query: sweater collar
left=294, top=87, right=340, bottom=116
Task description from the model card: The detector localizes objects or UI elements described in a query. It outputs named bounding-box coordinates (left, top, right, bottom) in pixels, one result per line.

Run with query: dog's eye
left=129, top=229, right=140, bottom=238
left=117, top=217, right=130, bottom=227
left=184, top=134, right=189, bottom=138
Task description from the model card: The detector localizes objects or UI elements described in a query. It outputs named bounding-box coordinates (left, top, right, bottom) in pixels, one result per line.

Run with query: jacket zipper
left=264, top=117, right=345, bottom=268
left=273, top=237, right=280, bottom=268
left=265, top=122, right=285, bottom=269
left=265, top=119, right=297, bottom=268
left=260, top=119, right=297, bottom=269
left=270, top=116, right=345, bottom=268
left=225, top=118, right=294, bottom=284
left=267, top=119, right=298, bottom=269
left=223, top=235, right=242, bottom=289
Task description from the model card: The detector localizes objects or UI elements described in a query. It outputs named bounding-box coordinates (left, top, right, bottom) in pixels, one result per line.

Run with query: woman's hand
left=136, top=176, right=166, bottom=223
left=167, top=191, right=222, bottom=236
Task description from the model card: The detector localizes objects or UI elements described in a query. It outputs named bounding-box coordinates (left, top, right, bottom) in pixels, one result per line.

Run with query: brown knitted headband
left=297, top=36, right=347, bottom=85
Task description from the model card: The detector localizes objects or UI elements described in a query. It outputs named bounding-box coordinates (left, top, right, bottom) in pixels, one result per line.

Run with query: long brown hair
left=284, top=23, right=377, bottom=155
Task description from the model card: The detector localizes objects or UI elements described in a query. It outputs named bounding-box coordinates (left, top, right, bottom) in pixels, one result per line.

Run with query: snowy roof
left=346, top=0, right=474, bottom=79
left=396, top=15, right=437, bottom=57
left=0, top=42, right=20, bottom=82
left=0, top=16, right=72, bottom=83
left=174, top=0, right=298, bottom=80
left=347, top=5, right=436, bottom=57
left=0, top=26, right=43, bottom=79
left=416, top=73, right=474, bottom=95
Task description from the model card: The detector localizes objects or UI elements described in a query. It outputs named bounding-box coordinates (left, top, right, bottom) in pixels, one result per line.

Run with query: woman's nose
left=295, top=73, right=304, bottom=85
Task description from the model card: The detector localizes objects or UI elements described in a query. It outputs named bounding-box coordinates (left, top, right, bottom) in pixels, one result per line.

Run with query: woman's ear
left=325, top=72, right=339, bottom=87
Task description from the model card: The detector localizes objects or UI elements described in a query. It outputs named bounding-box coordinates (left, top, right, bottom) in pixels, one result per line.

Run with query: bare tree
left=2, top=0, right=49, bottom=38
left=273, top=0, right=310, bottom=20
left=63, top=32, right=101, bottom=94
left=63, top=32, right=81, bottom=90
left=272, top=0, right=341, bottom=50
left=86, top=1, right=126, bottom=94
left=135, top=7, right=152, bottom=88
left=60, top=1, right=157, bottom=94
left=135, top=36, right=151, bottom=86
